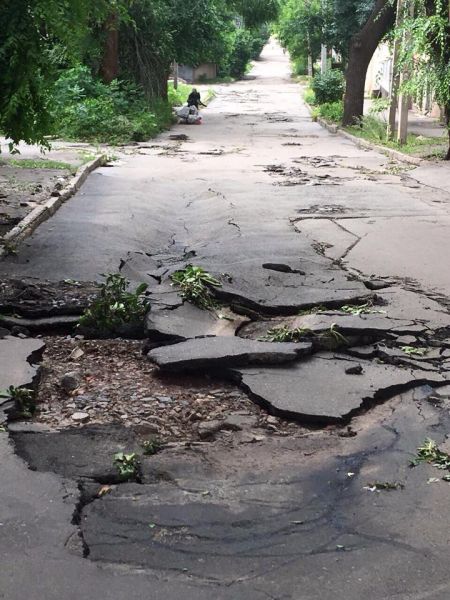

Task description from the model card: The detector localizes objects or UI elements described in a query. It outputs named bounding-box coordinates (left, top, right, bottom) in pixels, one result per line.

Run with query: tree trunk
left=343, top=0, right=395, bottom=126
left=100, top=12, right=119, bottom=84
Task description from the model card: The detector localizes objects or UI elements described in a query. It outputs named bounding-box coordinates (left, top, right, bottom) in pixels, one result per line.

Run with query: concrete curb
left=0, top=154, right=107, bottom=257
left=315, top=116, right=427, bottom=167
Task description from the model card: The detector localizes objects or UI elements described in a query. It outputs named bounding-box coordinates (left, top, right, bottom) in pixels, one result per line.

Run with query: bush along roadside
left=303, top=75, right=448, bottom=160
left=78, top=273, right=149, bottom=339
left=50, top=65, right=178, bottom=145
left=302, top=70, right=345, bottom=126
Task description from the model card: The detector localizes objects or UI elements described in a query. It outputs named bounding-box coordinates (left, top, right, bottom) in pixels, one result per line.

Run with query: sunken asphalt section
left=1, top=41, right=450, bottom=600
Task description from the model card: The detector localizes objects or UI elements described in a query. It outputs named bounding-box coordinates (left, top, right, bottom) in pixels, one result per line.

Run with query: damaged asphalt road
left=1, top=43, right=450, bottom=600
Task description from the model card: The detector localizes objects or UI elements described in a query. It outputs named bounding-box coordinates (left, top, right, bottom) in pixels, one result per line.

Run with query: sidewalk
left=0, top=140, right=102, bottom=239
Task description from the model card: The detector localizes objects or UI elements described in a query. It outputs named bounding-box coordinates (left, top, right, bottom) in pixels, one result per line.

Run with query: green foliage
left=142, top=439, right=163, bottom=456
left=113, top=452, right=140, bottom=480
left=120, top=0, right=235, bottom=99
left=232, top=0, right=280, bottom=28
left=312, top=69, right=345, bottom=105
left=326, top=0, right=376, bottom=61
left=364, top=481, right=404, bottom=491
left=292, top=57, right=309, bottom=76
left=0, top=386, right=35, bottom=418
left=51, top=65, right=172, bottom=143
left=394, top=0, right=450, bottom=157
left=167, top=82, right=191, bottom=107
left=171, top=266, right=221, bottom=309
left=79, top=273, right=149, bottom=333
left=217, top=26, right=270, bottom=79
left=1, top=0, right=276, bottom=146
left=347, top=118, right=446, bottom=157
left=265, top=325, right=311, bottom=342
left=401, top=346, right=428, bottom=356
left=276, top=0, right=323, bottom=69
left=265, top=322, right=348, bottom=347
left=340, top=301, right=385, bottom=315
left=411, top=439, right=450, bottom=471
left=0, top=0, right=113, bottom=148
left=303, top=88, right=316, bottom=105
left=0, top=241, right=18, bottom=256
left=327, top=323, right=348, bottom=345
left=8, top=159, right=72, bottom=170
left=317, top=101, right=344, bottom=123
left=229, top=29, right=257, bottom=78
left=277, top=0, right=378, bottom=72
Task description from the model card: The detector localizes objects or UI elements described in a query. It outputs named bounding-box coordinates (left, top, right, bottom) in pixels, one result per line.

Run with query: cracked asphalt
left=1, top=41, right=450, bottom=600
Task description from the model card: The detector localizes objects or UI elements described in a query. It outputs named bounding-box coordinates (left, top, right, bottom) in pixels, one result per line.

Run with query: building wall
left=178, top=63, right=217, bottom=84
left=193, top=63, right=217, bottom=82
left=365, top=43, right=392, bottom=97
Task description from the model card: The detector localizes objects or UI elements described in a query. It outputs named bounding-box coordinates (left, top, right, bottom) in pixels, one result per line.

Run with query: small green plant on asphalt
left=142, top=439, right=163, bottom=456
left=79, top=273, right=148, bottom=333
left=364, top=481, right=404, bottom=492
left=0, top=386, right=35, bottom=418
left=1, top=241, right=18, bottom=256
left=411, top=439, right=450, bottom=477
left=340, top=302, right=386, bottom=316
left=113, top=452, right=140, bottom=481
left=171, top=265, right=221, bottom=310
left=327, top=323, right=348, bottom=345
left=297, top=305, right=327, bottom=316
left=265, top=325, right=311, bottom=343
left=401, top=346, right=428, bottom=357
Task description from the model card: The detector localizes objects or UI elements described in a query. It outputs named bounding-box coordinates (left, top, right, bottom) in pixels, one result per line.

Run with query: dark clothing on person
left=187, top=90, right=205, bottom=109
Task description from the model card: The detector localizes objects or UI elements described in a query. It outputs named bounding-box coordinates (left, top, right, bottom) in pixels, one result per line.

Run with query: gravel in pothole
left=33, top=337, right=302, bottom=441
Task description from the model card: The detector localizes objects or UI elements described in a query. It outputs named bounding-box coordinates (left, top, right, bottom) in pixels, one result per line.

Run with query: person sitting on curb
left=187, top=88, right=206, bottom=110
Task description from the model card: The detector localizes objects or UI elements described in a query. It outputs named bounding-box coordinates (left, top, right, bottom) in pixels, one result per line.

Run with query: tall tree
left=277, top=0, right=324, bottom=74
left=341, top=0, right=396, bottom=124
left=0, top=0, right=110, bottom=147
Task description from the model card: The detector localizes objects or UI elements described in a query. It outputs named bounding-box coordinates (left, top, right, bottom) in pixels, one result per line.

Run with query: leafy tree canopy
left=0, top=0, right=119, bottom=147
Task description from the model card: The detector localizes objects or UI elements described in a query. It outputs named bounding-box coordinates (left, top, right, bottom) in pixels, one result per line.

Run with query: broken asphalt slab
left=232, top=352, right=449, bottom=424
left=146, top=301, right=248, bottom=342
left=148, top=336, right=312, bottom=372
left=10, top=424, right=141, bottom=484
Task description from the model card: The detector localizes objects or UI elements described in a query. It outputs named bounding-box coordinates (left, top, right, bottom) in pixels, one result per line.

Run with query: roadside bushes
left=315, top=101, right=344, bottom=123
left=51, top=65, right=173, bottom=144
left=311, top=69, right=345, bottom=105
left=219, top=26, right=270, bottom=79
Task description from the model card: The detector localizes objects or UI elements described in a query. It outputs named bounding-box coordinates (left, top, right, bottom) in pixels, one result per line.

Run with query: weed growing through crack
left=401, top=346, right=428, bottom=356
left=265, top=325, right=312, bottom=342
left=297, top=305, right=327, bottom=316
left=411, top=439, right=450, bottom=474
left=340, top=302, right=386, bottom=316
left=327, top=323, right=348, bottom=345
left=0, top=386, right=35, bottom=418
left=79, top=273, right=148, bottom=334
left=1, top=241, right=18, bottom=256
left=171, top=265, right=221, bottom=310
left=265, top=323, right=348, bottom=348
left=142, top=439, right=163, bottom=456
left=113, top=452, right=140, bottom=481
left=363, top=481, right=404, bottom=492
